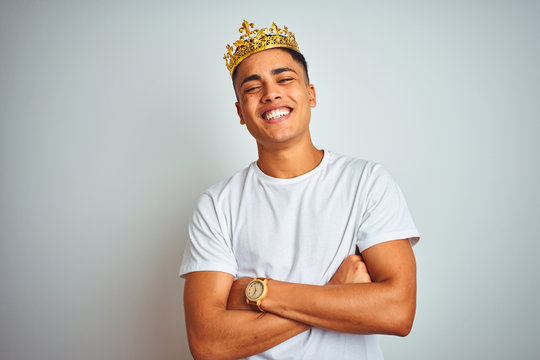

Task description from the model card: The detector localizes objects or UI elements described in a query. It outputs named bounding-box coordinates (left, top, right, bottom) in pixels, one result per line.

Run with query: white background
left=1, top=1, right=539, bottom=359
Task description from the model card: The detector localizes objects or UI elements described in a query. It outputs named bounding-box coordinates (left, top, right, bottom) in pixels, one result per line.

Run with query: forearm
left=261, top=279, right=415, bottom=336
left=184, top=272, right=310, bottom=360
left=186, top=307, right=309, bottom=360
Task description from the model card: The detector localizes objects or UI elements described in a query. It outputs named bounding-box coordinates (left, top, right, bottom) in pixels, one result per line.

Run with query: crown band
left=224, top=20, right=301, bottom=76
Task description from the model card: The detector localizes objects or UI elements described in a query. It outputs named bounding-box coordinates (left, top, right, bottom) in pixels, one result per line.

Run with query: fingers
left=329, top=253, right=372, bottom=285
left=346, top=255, right=370, bottom=277
left=347, top=254, right=362, bottom=262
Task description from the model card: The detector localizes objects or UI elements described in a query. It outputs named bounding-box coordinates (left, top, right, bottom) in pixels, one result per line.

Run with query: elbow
left=187, top=330, right=229, bottom=360
left=387, top=284, right=416, bottom=337
left=392, top=316, right=413, bottom=337
left=189, top=343, right=210, bottom=360
left=187, top=335, right=210, bottom=360
left=189, top=341, right=227, bottom=360
left=389, top=303, right=416, bottom=337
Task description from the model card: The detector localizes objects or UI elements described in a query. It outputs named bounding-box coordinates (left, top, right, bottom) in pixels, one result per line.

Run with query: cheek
left=243, top=102, right=260, bottom=119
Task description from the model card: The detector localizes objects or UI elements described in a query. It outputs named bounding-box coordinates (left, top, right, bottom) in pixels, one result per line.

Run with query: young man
left=180, top=20, right=420, bottom=360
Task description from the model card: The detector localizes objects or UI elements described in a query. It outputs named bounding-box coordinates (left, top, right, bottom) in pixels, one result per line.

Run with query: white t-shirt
left=180, top=150, right=420, bottom=359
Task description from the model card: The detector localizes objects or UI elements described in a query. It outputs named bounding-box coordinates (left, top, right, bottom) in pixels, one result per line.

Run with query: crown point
left=224, top=20, right=301, bottom=76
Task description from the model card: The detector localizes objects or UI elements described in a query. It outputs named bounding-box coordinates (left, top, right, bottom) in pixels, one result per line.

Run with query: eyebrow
left=239, top=67, right=298, bottom=88
left=272, top=67, right=297, bottom=76
left=239, top=74, right=261, bottom=88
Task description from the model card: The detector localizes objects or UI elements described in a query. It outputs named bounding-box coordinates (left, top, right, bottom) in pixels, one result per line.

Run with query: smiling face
left=233, top=48, right=316, bottom=149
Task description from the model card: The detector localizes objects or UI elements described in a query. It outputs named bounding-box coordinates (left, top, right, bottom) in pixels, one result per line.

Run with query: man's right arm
left=183, top=271, right=310, bottom=360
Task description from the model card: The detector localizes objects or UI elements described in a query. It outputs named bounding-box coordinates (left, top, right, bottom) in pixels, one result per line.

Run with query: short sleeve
left=356, top=164, right=420, bottom=252
left=179, top=193, right=238, bottom=278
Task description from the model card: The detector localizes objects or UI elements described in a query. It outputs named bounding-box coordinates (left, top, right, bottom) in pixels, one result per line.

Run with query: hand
left=226, top=277, right=253, bottom=311
left=328, top=254, right=372, bottom=285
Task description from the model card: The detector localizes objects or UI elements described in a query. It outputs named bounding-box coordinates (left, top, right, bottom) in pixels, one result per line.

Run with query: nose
left=262, top=83, right=281, bottom=103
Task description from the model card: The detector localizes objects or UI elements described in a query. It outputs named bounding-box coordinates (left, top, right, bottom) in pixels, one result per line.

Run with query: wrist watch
left=245, top=278, right=269, bottom=312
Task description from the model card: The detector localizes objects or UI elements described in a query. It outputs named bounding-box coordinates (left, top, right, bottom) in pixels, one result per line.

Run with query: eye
left=245, top=85, right=260, bottom=93
left=279, top=77, right=293, bottom=83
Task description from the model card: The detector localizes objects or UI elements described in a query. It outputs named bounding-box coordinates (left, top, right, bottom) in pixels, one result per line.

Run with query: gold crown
left=224, top=20, right=301, bottom=76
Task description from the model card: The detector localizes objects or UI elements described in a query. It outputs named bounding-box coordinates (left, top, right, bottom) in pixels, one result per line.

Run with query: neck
left=256, top=135, right=323, bottom=179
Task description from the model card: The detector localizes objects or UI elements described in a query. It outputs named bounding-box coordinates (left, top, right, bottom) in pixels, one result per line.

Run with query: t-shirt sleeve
left=179, top=193, right=238, bottom=278
left=356, top=163, right=420, bottom=252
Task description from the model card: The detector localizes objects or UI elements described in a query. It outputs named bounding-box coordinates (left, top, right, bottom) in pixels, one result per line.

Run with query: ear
left=235, top=102, right=245, bottom=125
left=307, top=84, right=316, bottom=108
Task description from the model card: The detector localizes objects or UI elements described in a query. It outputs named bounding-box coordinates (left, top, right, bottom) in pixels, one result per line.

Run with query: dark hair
left=232, top=47, right=310, bottom=87
left=285, top=48, right=310, bottom=84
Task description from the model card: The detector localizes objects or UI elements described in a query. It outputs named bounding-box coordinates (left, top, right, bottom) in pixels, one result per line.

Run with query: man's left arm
left=230, top=239, right=416, bottom=336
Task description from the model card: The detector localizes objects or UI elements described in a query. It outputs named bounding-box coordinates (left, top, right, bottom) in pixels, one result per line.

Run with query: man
left=180, top=20, right=420, bottom=360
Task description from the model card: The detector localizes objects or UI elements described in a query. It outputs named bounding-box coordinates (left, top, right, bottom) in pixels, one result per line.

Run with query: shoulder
left=197, top=162, right=256, bottom=204
left=324, top=150, right=383, bottom=179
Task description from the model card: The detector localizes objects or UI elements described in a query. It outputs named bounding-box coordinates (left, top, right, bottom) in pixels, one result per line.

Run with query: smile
left=262, top=107, right=291, bottom=121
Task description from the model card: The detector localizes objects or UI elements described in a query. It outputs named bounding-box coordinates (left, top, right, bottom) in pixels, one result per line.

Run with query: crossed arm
left=183, top=239, right=416, bottom=360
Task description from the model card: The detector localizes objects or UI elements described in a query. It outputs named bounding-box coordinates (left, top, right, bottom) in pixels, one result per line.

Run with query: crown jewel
left=224, top=20, right=301, bottom=76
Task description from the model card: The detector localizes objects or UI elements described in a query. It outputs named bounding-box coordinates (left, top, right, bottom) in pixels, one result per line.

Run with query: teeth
left=264, top=108, right=290, bottom=120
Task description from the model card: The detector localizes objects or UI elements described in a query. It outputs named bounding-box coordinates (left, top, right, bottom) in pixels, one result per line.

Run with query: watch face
left=246, top=280, right=264, bottom=300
